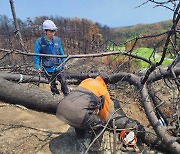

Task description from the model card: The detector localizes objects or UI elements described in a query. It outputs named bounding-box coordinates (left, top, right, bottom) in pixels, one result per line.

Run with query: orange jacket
left=79, top=76, right=110, bottom=121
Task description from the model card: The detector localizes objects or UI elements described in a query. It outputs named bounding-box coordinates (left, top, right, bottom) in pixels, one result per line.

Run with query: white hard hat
left=42, top=20, right=58, bottom=30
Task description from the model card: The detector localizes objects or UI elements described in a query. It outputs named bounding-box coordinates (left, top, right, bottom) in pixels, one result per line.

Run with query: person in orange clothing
left=56, top=73, right=157, bottom=150
left=56, top=72, right=138, bottom=139
left=79, top=73, right=110, bottom=122
left=56, top=72, right=111, bottom=138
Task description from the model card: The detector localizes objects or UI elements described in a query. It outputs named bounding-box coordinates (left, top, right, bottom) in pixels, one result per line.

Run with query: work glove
left=63, top=65, right=68, bottom=70
left=38, top=68, right=42, bottom=74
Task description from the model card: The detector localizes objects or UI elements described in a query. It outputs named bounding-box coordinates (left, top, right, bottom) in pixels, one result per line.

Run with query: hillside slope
left=112, top=20, right=172, bottom=39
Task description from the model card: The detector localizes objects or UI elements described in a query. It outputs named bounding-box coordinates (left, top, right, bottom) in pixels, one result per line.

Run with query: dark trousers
left=75, top=112, right=105, bottom=143
left=75, top=112, right=144, bottom=140
left=45, top=71, right=69, bottom=96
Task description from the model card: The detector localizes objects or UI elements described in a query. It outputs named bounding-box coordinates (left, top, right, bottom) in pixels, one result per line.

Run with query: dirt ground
left=0, top=100, right=69, bottom=154
left=0, top=83, right=150, bottom=154
left=0, top=59, right=153, bottom=154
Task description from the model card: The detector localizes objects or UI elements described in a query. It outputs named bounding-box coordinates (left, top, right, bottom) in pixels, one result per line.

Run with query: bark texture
left=0, top=77, right=62, bottom=114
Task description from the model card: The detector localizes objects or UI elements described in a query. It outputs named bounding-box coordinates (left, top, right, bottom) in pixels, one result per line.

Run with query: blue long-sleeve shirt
left=34, top=35, right=66, bottom=72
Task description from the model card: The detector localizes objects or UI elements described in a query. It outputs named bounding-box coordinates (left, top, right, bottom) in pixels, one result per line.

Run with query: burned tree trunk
left=0, top=72, right=48, bottom=83
left=0, top=77, right=63, bottom=114
left=9, top=0, right=24, bottom=48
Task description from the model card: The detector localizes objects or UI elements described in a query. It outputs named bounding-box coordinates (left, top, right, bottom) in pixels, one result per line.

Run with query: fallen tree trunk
left=0, top=72, right=95, bottom=85
left=0, top=72, right=95, bottom=114
left=0, top=77, right=63, bottom=114
left=0, top=72, right=48, bottom=83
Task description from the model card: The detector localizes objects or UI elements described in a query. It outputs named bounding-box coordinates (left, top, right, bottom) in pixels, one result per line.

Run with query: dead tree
left=9, top=0, right=24, bottom=48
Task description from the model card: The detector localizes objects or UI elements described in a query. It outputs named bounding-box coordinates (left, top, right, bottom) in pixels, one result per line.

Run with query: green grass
left=133, top=48, right=153, bottom=58
left=134, top=58, right=172, bottom=70
left=133, top=48, right=172, bottom=68
left=108, top=46, right=173, bottom=69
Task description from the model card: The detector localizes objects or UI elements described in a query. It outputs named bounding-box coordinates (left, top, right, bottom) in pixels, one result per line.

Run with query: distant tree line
left=1, top=14, right=177, bottom=55
left=0, top=15, right=175, bottom=55
left=0, top=15, right=113, bottom=55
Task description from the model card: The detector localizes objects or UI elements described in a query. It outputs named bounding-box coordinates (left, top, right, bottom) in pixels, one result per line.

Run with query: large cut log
left=0, top=77, right=63, bottom=114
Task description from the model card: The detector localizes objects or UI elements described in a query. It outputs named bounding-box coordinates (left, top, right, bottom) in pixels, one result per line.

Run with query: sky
left=0, top=0, right=174, bottom=28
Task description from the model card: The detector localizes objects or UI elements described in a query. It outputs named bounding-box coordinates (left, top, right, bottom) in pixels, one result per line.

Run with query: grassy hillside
left=112, top=20, right=172, bottom=40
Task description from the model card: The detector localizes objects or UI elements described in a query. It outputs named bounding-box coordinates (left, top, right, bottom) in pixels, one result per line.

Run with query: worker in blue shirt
left=34, top=20, right=69, bottom=96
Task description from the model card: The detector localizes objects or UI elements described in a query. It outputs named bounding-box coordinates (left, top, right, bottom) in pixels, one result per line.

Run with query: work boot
left=52, top=89, right=60, bottom=95
left=63, top=92, right=69, bottom=96
left=108, top=114, right=137, bottom=129
left=89, top=128, right=104, bottom=152
left=75, top=128, right=86, bottom=139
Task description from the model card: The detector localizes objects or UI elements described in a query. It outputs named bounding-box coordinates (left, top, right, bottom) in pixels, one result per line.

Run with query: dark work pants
left=45, top=71, right=69, bottom=96
left=75, top=112, right=145, bottom=142
left=75, top=112, right=105, bottom=139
